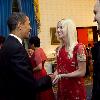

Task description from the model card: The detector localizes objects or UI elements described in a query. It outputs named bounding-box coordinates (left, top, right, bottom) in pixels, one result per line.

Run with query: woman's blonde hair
left=57, top=19, right=78, bottom=58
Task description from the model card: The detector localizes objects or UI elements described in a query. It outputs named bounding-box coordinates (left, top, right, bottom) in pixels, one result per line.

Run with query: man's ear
left=97, top=0, right=100, bottom=3
left=17, top=22, right=22, bottom=30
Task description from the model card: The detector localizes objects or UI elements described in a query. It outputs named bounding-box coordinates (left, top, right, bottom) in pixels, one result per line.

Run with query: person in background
left=0, top=12, right=52, bottom=100
left=91, top=0, right=100, bottom=99
left=52, top=19, right=86, bottom=100
left=85, top=43, right=92, bottom=78
left=0, top=35, right=5, bottom=49
left=29, top=36, right=55, bottom=100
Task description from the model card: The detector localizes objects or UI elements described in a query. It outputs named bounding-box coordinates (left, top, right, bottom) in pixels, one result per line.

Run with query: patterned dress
left=30, top=48, right=55, bottom=100
left=57, top=43, right=86, bottom=100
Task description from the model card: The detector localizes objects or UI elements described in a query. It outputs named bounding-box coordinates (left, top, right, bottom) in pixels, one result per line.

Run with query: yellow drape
left=34, top=0, right=40, bottom=33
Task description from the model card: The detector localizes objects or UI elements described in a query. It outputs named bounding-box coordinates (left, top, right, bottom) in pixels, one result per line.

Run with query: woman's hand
left=52, top=74, right=61, bottom=85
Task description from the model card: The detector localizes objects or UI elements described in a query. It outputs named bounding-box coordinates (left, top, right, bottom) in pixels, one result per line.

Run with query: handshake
left=49, top=74, right=63, bottom=85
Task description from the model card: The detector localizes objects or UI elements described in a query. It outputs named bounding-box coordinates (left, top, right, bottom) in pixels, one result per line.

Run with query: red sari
left=57, top=43, right=86, bottom=100
left=30, top=48, right=55, bottom=100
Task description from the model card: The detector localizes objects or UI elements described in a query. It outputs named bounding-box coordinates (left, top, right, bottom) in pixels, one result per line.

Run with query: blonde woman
left=53, top=19, right=86, bottom=100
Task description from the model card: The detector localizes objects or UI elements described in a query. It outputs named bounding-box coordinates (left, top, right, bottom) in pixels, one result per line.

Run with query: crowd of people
left=0, top=0, right=100, bottom=100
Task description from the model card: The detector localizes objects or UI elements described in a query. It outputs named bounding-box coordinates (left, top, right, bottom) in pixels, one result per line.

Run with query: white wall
left=38, top=0, right=96, bottom=58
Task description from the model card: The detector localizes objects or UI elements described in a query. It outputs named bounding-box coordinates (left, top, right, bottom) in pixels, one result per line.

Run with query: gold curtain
left=34, top=0, right=40, bottom=33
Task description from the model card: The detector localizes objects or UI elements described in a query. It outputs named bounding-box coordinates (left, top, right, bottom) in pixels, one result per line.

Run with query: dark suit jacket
left=0, top=36, right=52, bottom=100
left=92, top=41, right=100, bottom=99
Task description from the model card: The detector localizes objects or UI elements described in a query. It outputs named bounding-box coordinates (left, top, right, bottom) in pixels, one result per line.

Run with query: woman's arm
left=61, top=61, right=86, bottom=78
left=33, top=63, right=42, bottom=71
left=33, top=48, right=43, bottom=71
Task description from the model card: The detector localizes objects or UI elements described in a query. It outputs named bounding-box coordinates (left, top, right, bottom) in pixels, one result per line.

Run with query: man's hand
left=48, top=74, right=56, bottom=81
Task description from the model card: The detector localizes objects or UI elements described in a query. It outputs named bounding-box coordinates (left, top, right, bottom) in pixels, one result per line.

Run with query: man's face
left=94, top=2, right=100, bottom=33
left=21, top=16, right=32, bottom=39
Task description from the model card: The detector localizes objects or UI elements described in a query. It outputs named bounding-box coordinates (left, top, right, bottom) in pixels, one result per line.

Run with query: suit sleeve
left=10, top=46, right=52, bottom=92
left=10, top=46, right=37, bottom=90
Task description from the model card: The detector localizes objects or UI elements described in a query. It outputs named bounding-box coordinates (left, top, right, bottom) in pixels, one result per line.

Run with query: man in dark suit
left=0, top=12, right=52, bottom=100
left=92, top=0, right=100, bottom=99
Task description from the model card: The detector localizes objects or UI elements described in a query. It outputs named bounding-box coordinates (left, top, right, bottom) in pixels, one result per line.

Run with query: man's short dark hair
left=7, top=12, right=26, bottom=32
left=29, top=36, right=40, bottom=47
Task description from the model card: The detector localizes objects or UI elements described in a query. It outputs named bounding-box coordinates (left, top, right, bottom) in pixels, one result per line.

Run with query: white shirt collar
left=9, top=34, right=22, bottom=45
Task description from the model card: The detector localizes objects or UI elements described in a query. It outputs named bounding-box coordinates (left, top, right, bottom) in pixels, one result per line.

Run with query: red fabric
left=77, top=28, right=88, bottom=45
left=57, top=44, right=86, bottom=100
left=30, top=48, right=55, bottom=100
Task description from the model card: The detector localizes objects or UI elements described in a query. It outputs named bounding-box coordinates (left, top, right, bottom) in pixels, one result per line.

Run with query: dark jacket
left=92, top=41, right=100, bottom=99
left=0, top=36, right=52, bottom=100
